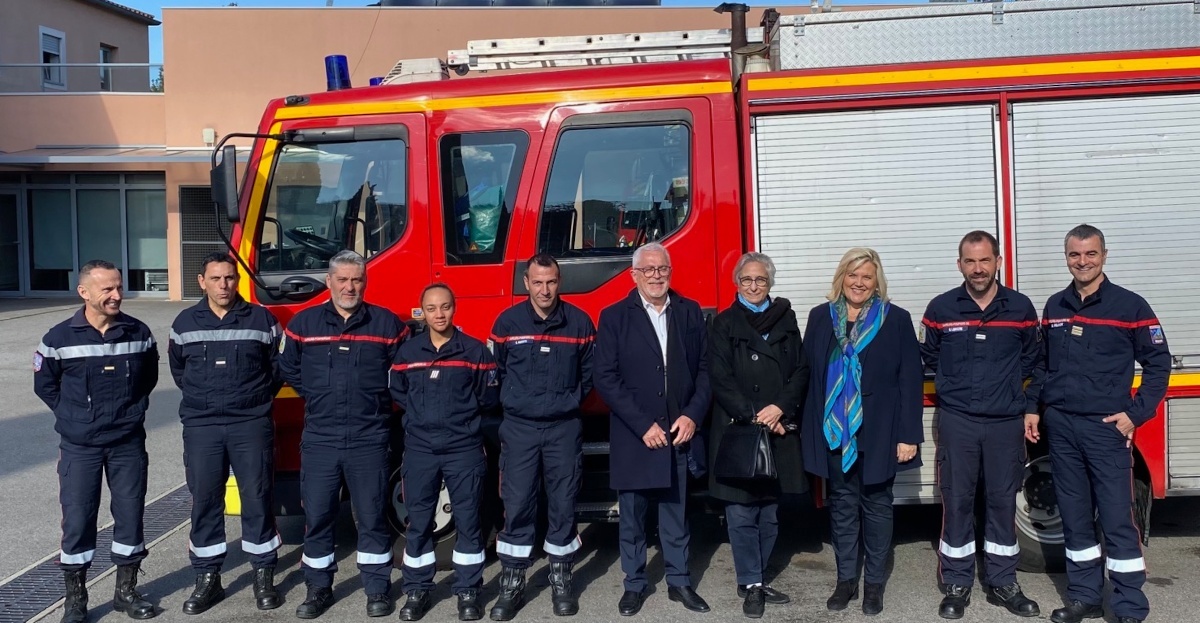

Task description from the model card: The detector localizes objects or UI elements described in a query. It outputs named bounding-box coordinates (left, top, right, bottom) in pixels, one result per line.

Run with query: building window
left=39, top=26, right=66, bottom=90
left=537, top=123, right=691, bottom=257
left=100, top=45, right=116, bottom=91
left=438, top=131, right=528, bottom=266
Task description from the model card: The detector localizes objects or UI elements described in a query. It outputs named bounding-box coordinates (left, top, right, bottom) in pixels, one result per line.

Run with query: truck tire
left=1015, top=454, right=1067, bottom=573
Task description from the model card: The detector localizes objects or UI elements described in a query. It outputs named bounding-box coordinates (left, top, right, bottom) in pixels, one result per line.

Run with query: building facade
left=0, top=2, right=878, bottom=299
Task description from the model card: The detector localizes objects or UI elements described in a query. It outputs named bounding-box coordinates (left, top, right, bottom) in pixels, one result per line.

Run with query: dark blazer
left=707, top=300, right=809, bottom=504
left=594, top=288, right=711, bottom=490
left=801, top=301, right=924, bottom=486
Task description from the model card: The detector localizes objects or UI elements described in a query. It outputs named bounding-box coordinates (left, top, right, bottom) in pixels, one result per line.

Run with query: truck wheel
left=388, top=466, right=458, bottom=571
left=1015, top=454, right=1066, bottom=573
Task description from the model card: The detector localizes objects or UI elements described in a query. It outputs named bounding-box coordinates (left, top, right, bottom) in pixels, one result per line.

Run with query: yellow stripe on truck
left=746, top=55, right=1200, bottom=93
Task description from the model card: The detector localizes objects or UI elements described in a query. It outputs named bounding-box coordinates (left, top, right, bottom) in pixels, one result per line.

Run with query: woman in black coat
left=800, top=247, right=924, bottom=617
left=707, top=252, right=809, bottom=619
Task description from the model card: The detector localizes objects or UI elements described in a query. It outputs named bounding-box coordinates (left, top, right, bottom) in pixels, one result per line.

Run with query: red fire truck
left=212, top=0, right=1200, bottom=572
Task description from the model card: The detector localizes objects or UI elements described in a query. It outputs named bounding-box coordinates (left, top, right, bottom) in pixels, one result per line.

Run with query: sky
left=118, top=0, right=910, bottom=65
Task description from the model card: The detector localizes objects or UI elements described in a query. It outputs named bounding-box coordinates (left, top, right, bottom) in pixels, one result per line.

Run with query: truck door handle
left=279, top=275, right=325, bottom=300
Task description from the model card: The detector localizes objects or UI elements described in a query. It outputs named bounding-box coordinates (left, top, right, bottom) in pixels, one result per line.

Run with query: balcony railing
left=0, top=63, right=164, bottom=93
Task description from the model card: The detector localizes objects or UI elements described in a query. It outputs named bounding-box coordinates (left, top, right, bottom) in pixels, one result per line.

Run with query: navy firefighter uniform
left=490, top=300, right=595, bottom=568
left=278, top=302, right=408, bottom=597
left=390, top=330, right=499, bottom=595
left=168, top=297, right=283, bottom=573
left=920, top=284, right=1041, bottom=591
left=1034, top=279, right=1169, bottom=622
left=34, top=308, right=159, bottom=572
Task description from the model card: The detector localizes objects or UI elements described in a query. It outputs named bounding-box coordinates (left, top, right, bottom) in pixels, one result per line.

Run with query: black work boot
left=862, top=582, right=884, bottom=616
left=826, top=580, right=859, bottom=611
left=986, top=582, right=1039, bottom=617
left=398, top=590, right=431, bottom=622
left=488, top=567, right=526, bottom=621
left=548, top=562, right=579, bottom=616
left=61, top=569, right=89, bottom=623
left=294, top=583, right=334, bottom=619
left=457, top=590, right=482, bottom=621
left=1049, top=600, right=1104, bottom=623
left=366, top=593, right=393, bottom=617
left=181, top=572, right=224, bottom=615
left=252, top=567, right=280, bottom=610
left=938, top=585, right=971, bottom=619
left=113, top=564, right=155, bottom=620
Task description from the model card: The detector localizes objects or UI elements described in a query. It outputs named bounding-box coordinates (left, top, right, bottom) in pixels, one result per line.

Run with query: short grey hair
left=632, top=242, right=670, bottom=268
left=733, top=252, right=776, bottom=287
left=1065, top=224, right=1106, bottom=251
left=328, top=249, right=366, bottom=276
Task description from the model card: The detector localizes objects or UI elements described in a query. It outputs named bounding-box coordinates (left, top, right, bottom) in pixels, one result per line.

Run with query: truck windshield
left=258, top=139, right=407, bottom=273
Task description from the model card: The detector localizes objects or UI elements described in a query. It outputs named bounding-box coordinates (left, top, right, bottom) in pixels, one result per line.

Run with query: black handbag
left=714, top=416, right=777, bottom=480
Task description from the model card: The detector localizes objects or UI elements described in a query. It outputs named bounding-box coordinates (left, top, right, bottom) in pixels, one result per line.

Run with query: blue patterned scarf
left=823, top=295, right=889, bottom=473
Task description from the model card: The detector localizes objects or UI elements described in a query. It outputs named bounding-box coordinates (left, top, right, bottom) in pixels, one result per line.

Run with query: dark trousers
left=618, top=445, right=691, bottom=592
left=725, top=501, right=779, bottom=587
left=183, top=418, right=279, bottom=572
left=1045, top=408, right=1148, bottom=621
left=825, top=451, right=894, bottom=585
left=401, top=447, right=487, bottom=593
left=300, top=442, right=392, bottom=596
left=496, top=417, right=582, bottom=568
left=58, top=434, right=149, bottom=571
left=936, top=410, right=1024, bottom=588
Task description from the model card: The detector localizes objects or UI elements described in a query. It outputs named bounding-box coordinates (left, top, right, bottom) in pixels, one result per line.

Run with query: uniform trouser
left=725, top=501, right=779, bottom=587
left=618, top=445, right=691, bottom=592
left=826, top=451, right=894, bottom=585
left=1045, top=408, right=1148, bottom=621
left=936, top=410, right=1024, bottom=588
left=300, top=442, right=392, bottom=596
left=183, top=417, right=280, bottom=572
left=401, top=447, right=487, bottom=593
left=58, top=434, right=149, bottom=571
left=496, top=417, right=582, bottom=568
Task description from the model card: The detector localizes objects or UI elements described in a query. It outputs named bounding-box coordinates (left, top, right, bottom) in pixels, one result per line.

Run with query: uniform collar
left=954, top=282, right=1010, bottom=313
left=69, top=306, right=131, bottom=329
left=524, top=299, right=564, bottom=327
left=191, top=295, right=249, bottom=321
left=1065, top=274, right=1110, bottom=307
left=322, top=300, right=368, bottom=328
left=418, top=329, right=464, bottom=356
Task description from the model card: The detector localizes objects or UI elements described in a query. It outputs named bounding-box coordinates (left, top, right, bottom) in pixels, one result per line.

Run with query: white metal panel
left=754, top=105, right=999, bottom=329
left=1168, top=398, right=1200, bottom=490
left=893, top=407, right=939, bottom=503
left=1012, top=94, right=1200, bottom=362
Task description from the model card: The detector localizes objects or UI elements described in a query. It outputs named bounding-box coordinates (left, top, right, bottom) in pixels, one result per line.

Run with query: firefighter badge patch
left=1149, top=325, right=1165, bottom=345
left=917, top=324, right=925, bottom=344
left=486, top=339, right=494, bottom=354
left=486, top=369, right=499, bottom=387
left=33, top=352, right=44, bottom=372
left=278, top=334, right=287, bottom=354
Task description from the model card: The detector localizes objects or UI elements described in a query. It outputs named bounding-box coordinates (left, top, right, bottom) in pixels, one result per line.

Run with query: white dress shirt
left=640, top=293, right=671, bottom=365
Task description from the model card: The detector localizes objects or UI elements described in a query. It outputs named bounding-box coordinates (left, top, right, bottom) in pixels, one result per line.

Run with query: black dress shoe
left=742, top=586, right=765, bottom=619
left=294, top=585, right=334, bottom=620
left=182, top=572, right=225, bottom=615
left=618, top=591, right=645, bottom=617
left=667, top=586, right=710, bottom=613
left=366, top=594, right=393, bottom=618
left=986, top=583, right=1039, bottom=617
left=398, top=590, right=431, bottom=622
left=1049, top=600, right=1104, bottom=623
left=457, top=590, right=482, bottom=622
left=938, top=585, right=971, bottom=620
left=827, top=581, right=859, bottom=611
left=737, top=585, right=791, bottom=605
left=862, top=582, right=884, bottom=616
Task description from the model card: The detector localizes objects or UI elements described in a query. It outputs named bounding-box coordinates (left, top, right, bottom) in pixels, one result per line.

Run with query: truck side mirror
left=211, top=144, right=241, bottom=223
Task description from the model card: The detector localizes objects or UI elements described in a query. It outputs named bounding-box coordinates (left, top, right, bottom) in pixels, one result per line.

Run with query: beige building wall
left=0, top=93, right=164, bottom=153
left=162, top=6, right=819, bottom=148
left=0, top=0, right=153, bottom=93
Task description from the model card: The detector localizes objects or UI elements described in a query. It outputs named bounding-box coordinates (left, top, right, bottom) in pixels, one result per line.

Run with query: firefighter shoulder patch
left=278, top=334, right=287, bottom=354
left=917, top=324, right=925, bottom=344
left=486, top=339, right=494, bottom=355
left=1149, top=325, right=1165, bottom=345
left=486, top=369, right=499, bottom=387
left=33, top=352, right=43, bottom=372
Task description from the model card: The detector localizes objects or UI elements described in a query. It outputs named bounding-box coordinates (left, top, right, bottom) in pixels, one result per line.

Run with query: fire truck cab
left=213, top=0, right=1200, bottom=572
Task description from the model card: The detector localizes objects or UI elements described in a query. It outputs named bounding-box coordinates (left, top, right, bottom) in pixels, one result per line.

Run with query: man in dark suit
left=594, top=242, right=712, bottom=617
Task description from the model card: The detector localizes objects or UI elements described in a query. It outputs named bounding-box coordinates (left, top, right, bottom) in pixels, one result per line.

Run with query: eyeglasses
left=738, top=277, right=770, bottom=287
left=633, top=265, right=672, bottom=277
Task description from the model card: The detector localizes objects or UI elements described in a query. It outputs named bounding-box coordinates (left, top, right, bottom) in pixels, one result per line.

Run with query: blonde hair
left=826, top=247, right=888, bottom=302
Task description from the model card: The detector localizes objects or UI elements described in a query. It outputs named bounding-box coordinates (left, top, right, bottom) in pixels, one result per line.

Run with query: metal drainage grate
left=0, top=484, right=192, bottom=623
